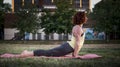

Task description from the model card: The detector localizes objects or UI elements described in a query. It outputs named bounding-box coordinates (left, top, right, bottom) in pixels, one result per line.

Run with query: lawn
left=0, top=43, right=120, bottom=67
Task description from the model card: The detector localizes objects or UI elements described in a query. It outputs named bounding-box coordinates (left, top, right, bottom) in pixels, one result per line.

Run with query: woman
left=0, top=11, right=88, bottom=58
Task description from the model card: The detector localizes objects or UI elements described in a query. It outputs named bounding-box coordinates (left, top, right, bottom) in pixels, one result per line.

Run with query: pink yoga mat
left=37, top=54, right=102, bottom=59
left=0, top=53, right=102, bottom=59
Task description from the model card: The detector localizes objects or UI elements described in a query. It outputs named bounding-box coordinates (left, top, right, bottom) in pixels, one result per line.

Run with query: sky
left=4, top=0, right=101, bottom=9
left=91, top=0, right=101, bottom=8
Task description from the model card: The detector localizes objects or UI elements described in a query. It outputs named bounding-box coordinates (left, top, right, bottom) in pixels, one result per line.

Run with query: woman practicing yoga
left=0, top=11, right=88, bottom=58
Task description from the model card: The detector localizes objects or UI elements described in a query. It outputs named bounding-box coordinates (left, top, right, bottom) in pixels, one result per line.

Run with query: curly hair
left=73, top=11, right=86, bottom=25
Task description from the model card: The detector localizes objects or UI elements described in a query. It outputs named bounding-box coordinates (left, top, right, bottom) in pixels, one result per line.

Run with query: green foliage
left=0, top=0, right=3, bottom=29
left=0, top=11, right=4, bottom=29
left=91, top=0, right=120, bottom=33
left=0, top=0, right=11, bottom=29
left=40, top=10, right=56, bottom=34
left=14, top=6, right=41, bottom=36
left=41, top=0, right=75, bottom=34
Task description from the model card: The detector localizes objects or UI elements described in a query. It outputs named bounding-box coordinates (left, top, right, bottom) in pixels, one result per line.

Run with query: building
left=11, top=0, right=91, bottom=12
left=4, top=0, right=94, bottom=40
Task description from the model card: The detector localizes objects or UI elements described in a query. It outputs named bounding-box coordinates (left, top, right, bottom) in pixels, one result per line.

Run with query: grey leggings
left=33, top=42, right=74, bottom=57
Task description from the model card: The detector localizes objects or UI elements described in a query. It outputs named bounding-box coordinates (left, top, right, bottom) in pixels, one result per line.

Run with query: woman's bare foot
left=0, top=53, right=15, bottom=58
left=0, top=50, right=34, bottom=58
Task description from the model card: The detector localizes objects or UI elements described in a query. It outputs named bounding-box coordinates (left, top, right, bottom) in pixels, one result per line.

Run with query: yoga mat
left=35, top=54, right=102, bottom=60
left=0, top=53, right=102, bottom=59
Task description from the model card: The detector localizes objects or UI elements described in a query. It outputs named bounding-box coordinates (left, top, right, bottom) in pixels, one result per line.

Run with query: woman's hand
left=72, top=52, right=78, bottom=58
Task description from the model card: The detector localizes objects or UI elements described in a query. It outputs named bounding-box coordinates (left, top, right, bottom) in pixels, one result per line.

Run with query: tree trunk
left=11, top=32, right=25, bottom=40
left=59, top=34, right=63, bottom=40
left=32, top=33, right=36, bottom=40
left=37, top=33, right=41, bottom=40
left=106, top=32, right=110, bottom=42
left=45, top=34, right=49, bottom=40
left=0, top=25, right=4, bottom=40
left=50, top=33, right=54, bottom=40
left=63, top=33, right=69, bottom=40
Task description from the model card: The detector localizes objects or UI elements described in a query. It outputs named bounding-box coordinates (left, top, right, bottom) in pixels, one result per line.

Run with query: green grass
left=0, top=40, right=120, bottom=44
left=0, top=44, right=120, bottom=67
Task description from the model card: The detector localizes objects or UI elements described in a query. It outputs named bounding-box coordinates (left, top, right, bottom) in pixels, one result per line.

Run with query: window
left=82, top=0, right=89, bottom=9
left=74, top=0, right=80, bottom=8
left=44, top=0, right=52, bottom=5
left=14, top=0, right=22, bottom=11
left=24, top=0, right=32, bottom=8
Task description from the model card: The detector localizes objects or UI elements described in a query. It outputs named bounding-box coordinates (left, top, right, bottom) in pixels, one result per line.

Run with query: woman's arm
left=72, top=25, right=83, bottom=57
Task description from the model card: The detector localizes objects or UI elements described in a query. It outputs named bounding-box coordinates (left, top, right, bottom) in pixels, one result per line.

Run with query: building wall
left=11, top=0, right=91, bottom=13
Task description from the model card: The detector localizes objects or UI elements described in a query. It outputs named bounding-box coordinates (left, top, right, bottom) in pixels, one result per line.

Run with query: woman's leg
left=47, top=42, right=74, bottom=56
left=0, top=50, right=34, bottom=58
left=0, top=42, right=74, bottom=58
left=33, top=42, right=74, bottom=57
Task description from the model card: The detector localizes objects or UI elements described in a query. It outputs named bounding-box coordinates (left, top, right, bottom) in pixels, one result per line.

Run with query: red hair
left=73, top=12, right=86, bottom=25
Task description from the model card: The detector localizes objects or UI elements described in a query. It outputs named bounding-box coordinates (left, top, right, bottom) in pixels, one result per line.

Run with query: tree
left=90, top=0, right=120, bottom=40
left=41, top=0, right=75, bottom=40
left=0, top=0, right=11, bottom=29
left=0, top=0, right=11, bottom=40
left=12, top=6, right=41, bottom=40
